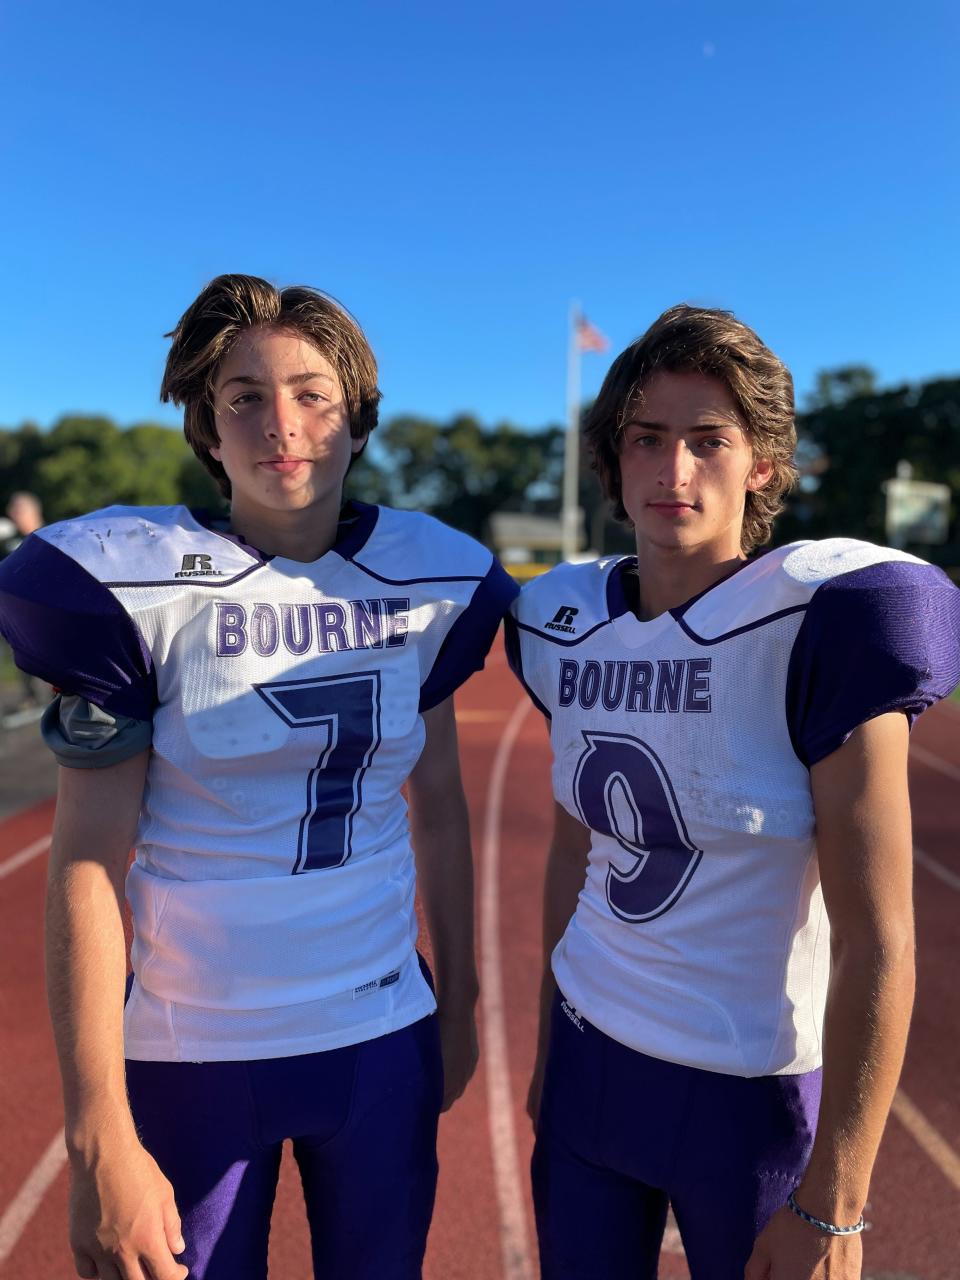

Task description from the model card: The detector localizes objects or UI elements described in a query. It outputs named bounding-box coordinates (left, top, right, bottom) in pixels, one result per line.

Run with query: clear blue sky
left=1, top=1, right=957, bottom=433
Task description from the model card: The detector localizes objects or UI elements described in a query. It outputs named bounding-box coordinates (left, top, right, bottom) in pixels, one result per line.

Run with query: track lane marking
left=0, top=833, right=51, bottom=880
left=479, top=696, right=687, bottom=1267
left=910, top=743, right=960, bottom=784
left=891, top=1091, right=960, bottom=1192
left=2, top=698, right=950, bottom=1271
left=463, top=689, right=957, bottom=1268
left=480, top=696, right=536, bottom=1280
left=0, top=1129, right=66, bottom=1264
left=914, top=846, right=960, bottom=893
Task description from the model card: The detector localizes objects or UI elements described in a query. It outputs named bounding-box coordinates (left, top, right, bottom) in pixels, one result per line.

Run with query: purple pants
left=532, top=993, right=822, bottom=1280
left=125, top=1014, right=443, bottom=1280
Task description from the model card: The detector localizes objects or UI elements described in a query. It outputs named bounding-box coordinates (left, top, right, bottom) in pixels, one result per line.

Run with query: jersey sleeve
left=504, top=605, right=552, bottom=718
left=504, top=573, right=568, bottom=719
left=0, top=533, right=157, bottom=724
left=40, top=695, right=154, bottom=768
left=418, top=557, right=519, bottom=711
left=786, top=560, right=960, bottom=767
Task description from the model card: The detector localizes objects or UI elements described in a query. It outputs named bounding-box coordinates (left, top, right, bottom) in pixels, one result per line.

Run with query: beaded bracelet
left=786, top=1193, right=865, bottom=1236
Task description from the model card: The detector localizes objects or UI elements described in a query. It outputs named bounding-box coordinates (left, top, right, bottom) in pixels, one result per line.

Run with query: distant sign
left=883, top=478, right=951, bottom=546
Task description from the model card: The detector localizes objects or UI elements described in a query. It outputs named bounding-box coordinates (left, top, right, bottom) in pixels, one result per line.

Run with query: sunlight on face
left=617, top=370, right=773, bottom=560
left=210, top=327, right=365, bottom=524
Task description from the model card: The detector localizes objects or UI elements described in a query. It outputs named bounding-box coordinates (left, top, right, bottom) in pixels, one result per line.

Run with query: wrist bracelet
left=786, top=1192, right=865, bottom=1236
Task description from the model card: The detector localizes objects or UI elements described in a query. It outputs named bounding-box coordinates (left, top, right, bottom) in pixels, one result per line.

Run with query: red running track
left=1, top=650, right=958, bottom=1278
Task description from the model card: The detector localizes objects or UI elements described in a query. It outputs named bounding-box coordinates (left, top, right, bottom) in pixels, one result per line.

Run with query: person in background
left=1, top=491, right=48, bottom=711
left=0, top=275, right=518, bottom=1280
left=507, top=304, right=960, bottom=1280
left=3, top=491, right=44, bottom=550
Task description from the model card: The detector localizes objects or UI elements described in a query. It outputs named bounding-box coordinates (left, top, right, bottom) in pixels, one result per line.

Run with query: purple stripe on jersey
left=605, top=558, right=634, bottom=620
left=673, top=602, right=809, bottom=647
left=419, top=559, right=519, bottom=711
left=504, top=613, right=551, bottom=718
left=511, top=615, right=617, bottom=647
left=332, top=500, right=380, bottom=560
left=786, top=560, right=960, bottom=767
left=189, top=499, right=380, bottom=564
left=0, top=534, right=157, bottom=721
left=190, top=508, right=271, bottom=562
left=608, top=556, right=758, bottom=632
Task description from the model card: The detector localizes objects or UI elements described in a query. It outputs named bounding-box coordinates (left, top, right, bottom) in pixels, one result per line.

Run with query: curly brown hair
left=583, top=304, right=798, bottom=553
left=161, top=274, right=382, bottom=498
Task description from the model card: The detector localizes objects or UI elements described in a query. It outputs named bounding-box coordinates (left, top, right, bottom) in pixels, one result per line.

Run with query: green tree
left=368, top=414, right=565, bottom=539
left=785, top=376, right=960, bottom=551
left=0, top=417, right=225, bottom=522
left=806, top=365, right=878, bottom=410
left=0, top=423, right=49, bottom=505
left=31, top=417, right=201, bottom=521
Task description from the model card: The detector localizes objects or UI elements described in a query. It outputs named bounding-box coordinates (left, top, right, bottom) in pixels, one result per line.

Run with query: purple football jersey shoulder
left=784, top=540, right=960, bottom=765
left=0, top=515, right=160, bottom=719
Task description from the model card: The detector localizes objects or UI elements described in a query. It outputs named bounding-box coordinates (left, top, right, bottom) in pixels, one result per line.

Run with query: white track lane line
left=0, top=833, right=51, bottom=880
left=907, top=741, right=960, bottom=889
left=0, top=715, right=951, bottom=1267
left=910, top=743, right=960, bottom=784
left=914, top=846, right=960, bottom=893
left=474, top=706, right=958, bottom=1276
left=0, top=1129, right=66, bottom=1264
left=891, top=1091, right=960, bottom=1192
left=480, top=696, right=536, bottom=1280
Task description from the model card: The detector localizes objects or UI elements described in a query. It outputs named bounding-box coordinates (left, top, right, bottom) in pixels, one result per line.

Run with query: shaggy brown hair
left=583, top=304, right=798, bottom=553
left=161, top=274, right=382, bottom=498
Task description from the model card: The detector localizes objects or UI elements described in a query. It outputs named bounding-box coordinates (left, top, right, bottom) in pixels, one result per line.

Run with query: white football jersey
left=0, top=502, right=517, bottom=1061
left=508, top=540, right=960, bottom=1076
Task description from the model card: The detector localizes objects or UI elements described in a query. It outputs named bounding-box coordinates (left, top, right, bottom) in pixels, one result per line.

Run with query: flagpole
left=561, top=301, right=581, bottom=561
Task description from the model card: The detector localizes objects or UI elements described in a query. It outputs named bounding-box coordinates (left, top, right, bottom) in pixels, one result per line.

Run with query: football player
left=0, top=275, right=518, bottom=1280
left=506, top=305, right=960, bottom=1280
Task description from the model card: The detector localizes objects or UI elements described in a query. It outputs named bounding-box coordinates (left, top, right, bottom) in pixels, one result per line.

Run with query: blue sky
left=1, top=1, right=957, bottom=433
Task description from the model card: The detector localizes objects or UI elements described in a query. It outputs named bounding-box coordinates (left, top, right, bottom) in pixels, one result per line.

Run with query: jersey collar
left=606, top=554, right=760, bottom=647
left=189, top=500, right=380, bottom=564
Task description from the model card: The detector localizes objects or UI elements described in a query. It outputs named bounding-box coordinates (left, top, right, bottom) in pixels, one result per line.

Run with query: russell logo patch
left=175, top=553, right=225, bottom=578
left=545, top=605, right=579, bottom=634
left=353, top=969, right=401, bottom=999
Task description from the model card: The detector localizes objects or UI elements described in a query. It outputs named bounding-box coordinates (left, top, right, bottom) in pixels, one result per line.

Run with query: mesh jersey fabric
left=0, top=501, right=518, bottom=1060
left=506, top=539, right=960, bottom=1076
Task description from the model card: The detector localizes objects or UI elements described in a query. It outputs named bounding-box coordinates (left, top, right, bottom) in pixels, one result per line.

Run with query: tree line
left=2, top=368, right=958, bottom=565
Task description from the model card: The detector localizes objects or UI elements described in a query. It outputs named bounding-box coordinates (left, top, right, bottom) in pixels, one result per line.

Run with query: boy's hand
left=69, top=1140, right=188, bottom=1280
left=439, top=1009, right=479, bottom=1110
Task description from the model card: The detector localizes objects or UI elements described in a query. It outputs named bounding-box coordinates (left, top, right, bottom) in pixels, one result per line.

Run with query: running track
left=1, top=643, right=958, bottom=1279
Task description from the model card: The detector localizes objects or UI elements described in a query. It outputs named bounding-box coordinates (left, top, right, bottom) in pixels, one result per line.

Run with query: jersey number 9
left=572, top=731, right=702, bottom=922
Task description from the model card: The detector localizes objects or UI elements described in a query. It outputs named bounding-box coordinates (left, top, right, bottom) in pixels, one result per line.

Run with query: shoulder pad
left=348, top=507, right=494, bottom=584
left=779, top=537, right=925, bottom=587
left=681, top=539, right=928, bottom=642
left=513, top=558, right=624, bottom=641
left=37, top=507, right=259, bottom=587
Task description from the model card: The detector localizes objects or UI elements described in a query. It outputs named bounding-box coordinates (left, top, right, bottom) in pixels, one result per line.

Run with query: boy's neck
left=228, top=496, right=343, bottom=563
left=631, top=542, right=746, bottom=621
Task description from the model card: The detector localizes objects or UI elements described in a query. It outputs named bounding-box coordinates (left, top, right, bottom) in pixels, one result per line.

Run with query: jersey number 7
left=573, top=731, right=702, bottom=922
left=254, top=672, right=382, bottom=874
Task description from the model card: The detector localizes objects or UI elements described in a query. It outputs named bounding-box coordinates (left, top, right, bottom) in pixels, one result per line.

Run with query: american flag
left=575, top=312, right=609, bottom=353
